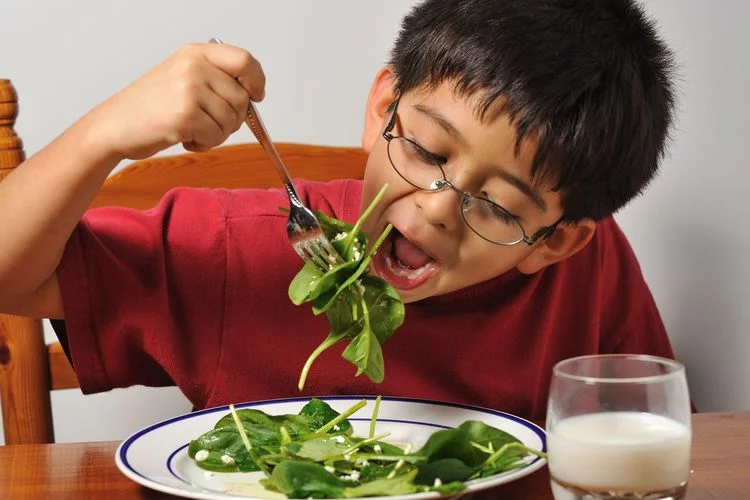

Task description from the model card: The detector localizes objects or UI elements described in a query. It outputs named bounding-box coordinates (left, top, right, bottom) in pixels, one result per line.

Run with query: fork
left=207, top=38, right=343, bottom=272
left=244, top=103, right=344, bottom=271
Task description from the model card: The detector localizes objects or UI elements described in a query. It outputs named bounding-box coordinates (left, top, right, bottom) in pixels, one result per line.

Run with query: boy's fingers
left=203, top=63, right=250, bottom=131
left=200, top=43, right=266, bottom=102
left=183, top=108, right=226, bottom=151
left=198, top=86, right=240, bottom=137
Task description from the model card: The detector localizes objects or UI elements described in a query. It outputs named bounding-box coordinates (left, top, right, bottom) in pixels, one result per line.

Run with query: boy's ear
left=362, top=66, right=397, bottom=153
left=515, top=219, right=597, bottom=274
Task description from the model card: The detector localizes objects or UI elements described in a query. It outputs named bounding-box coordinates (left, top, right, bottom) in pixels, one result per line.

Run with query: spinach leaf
left=267, top=460, right=346, bottom=499
left=357, top=462, right=397, bottom=482
left=317, top=210, right=368, bottom=264
left=294, top=436, right=350, bottom=461
left=289, top=185, right=405, bottom=389
left=215, top=409, right=311, bottom=436
left=431, top=481, right=468, bottom=494
left=415, top=428, right=486, bottom=467
left=341, top=319, right=385, bottom=382
left=477, top=447, right=529, bottom=477
left=289, top=258, right=360, bottom=305
left=187, top=427, right=260, bottom=472
left=299, top=397, right=352, bottom=434
left=457, top=420, right=521, bottom=450
left=341, top=469, right=419, bottom=497
left=361, top=276, right=404, bottom=343
left=476, top=442, right=545, bottom=478
left=413, top=458, right=476, bottom=485
left=359, top=440, right=405, bottom=457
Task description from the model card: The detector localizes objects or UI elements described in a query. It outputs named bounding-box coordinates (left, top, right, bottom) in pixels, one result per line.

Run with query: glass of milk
left=546, top=354, right=691, bottom=500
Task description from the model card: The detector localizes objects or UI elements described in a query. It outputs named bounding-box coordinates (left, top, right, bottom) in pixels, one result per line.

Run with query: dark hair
left=389, top=0, right=676, bottom=221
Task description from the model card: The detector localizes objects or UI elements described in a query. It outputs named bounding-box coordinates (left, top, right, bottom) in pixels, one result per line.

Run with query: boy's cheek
left=363, top=148, right=391, bottom=183
left=362, top=156, right=400, bottom=208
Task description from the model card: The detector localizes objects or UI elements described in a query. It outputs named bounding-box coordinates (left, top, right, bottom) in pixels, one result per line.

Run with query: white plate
left=116, top=396, right=547, bottom=499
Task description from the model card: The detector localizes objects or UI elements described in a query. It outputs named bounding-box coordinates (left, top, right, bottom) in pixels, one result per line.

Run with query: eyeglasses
left=382, top=99, right=562, bottom=246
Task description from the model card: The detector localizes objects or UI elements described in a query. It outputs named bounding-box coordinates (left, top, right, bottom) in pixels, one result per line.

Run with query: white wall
left=0, top=0, right=747, bottom=444
left=615, top=0, right=750, bottom=413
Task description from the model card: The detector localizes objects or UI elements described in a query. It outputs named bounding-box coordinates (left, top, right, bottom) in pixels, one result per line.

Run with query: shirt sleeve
left=49, top=319, right=73, bottom=366
left=56, top=188, right=228, bottom=408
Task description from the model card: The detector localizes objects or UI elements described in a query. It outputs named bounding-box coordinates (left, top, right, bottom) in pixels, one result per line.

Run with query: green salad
left=289, top=185, right=405, bottom=390
left=188, top=397, right=545, bottom=499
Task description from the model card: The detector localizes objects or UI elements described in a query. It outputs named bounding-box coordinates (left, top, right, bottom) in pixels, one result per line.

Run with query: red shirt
left=57, top=179, right=674, bottom=422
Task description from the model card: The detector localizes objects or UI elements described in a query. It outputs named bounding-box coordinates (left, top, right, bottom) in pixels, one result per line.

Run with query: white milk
left=548, top=412, right=691, bottom=492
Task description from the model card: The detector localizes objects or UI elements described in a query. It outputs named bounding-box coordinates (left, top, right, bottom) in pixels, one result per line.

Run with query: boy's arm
left=1, top=274, right=63, bottom=319
left=0, top=43, right=265, bottom=317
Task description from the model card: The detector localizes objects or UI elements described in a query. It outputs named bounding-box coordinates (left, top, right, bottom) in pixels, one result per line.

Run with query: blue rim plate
left=115, top=396, right=547, bottom=499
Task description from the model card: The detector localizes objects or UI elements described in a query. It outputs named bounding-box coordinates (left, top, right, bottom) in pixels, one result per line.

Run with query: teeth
left=385, top=254, right=434, bottom=279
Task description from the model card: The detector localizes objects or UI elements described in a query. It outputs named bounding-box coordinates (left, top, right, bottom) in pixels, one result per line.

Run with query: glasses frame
left=382, top=99, right=563, bottom=246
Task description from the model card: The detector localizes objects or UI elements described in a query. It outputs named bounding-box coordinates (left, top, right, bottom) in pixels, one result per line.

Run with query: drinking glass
left=546, top=354, right=691, bottom=500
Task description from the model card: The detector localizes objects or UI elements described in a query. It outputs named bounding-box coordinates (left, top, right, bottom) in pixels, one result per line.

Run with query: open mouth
left=371, top=228, right=439, bottom=290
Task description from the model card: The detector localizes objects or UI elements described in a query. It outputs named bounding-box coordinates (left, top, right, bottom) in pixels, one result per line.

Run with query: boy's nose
left=413, top=187, right=463, bottom=232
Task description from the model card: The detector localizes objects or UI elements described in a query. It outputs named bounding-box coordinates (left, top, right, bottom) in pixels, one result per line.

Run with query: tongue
left=393, top=234, right=433, bottom=269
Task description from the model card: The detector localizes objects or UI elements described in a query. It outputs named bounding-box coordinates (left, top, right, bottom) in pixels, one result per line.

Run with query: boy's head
left=358, top=0, right=677, bottom=303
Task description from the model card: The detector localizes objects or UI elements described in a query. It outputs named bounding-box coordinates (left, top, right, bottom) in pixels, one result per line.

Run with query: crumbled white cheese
left=334, top=232, right=347, bottom=241
left=333, top=425, right=340, bottom=431
left=340, top=469, right=361, bottom=482
left=324, top=465, right=336, bottom=474
left=334, top=435, right=346, bottom=443
left=343, top=453, right=352, bottom=462
left=433, top=478, right=443, bottom=487
left=220, top=454, right=235, bottom=465
left=195, top=450, right=209, bottom=462
left=373, top=444, right=382, bottom=453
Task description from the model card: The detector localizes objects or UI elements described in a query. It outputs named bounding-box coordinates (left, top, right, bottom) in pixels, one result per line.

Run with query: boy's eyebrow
left=497, top=171, right=547, bottom=212
left=413, top=103, right=463, bottom=141
left=412, top=103, right=547, bottom=212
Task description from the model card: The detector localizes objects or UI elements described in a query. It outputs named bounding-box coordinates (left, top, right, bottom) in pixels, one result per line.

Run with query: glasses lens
left=387, top=137, right=445, bottom=190
left=461, top=197, right=525, bottom=245
left=388, top=136, right=525, bottom=245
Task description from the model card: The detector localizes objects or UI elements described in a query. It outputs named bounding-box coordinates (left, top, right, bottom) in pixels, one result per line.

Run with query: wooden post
left=0, top=79, right=55, bottom=444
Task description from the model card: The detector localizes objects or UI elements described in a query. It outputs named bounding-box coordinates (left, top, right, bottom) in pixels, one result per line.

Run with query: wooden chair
left=0, top=79, right=368, bottom=445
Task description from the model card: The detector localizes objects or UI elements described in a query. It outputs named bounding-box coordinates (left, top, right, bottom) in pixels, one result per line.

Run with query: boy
left=0, top=0, right=676, bottom=423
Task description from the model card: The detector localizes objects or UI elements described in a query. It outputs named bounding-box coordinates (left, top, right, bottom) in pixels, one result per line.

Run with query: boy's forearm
left=0, top=42, right=263, bottom=310
left=0, top=110, right=121, bottom=306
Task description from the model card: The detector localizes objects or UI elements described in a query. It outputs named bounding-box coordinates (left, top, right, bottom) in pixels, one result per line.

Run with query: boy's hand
left=94, top=42, right=265, bottom=160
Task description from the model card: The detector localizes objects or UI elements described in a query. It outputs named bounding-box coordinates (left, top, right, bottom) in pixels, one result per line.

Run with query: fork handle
left=243, top=105, right=298, bottom=193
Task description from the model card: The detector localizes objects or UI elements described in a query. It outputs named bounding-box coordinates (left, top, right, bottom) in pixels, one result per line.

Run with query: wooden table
left=1, top=412, right=747, bottom=499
